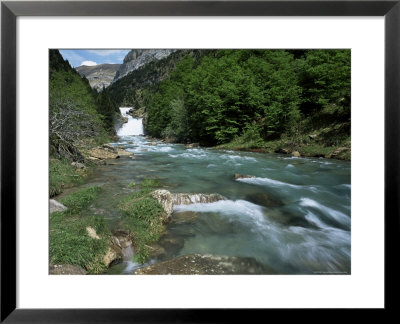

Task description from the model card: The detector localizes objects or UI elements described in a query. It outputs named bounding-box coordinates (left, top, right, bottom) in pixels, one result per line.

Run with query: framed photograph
left=1, top=0, right=398, bottom=321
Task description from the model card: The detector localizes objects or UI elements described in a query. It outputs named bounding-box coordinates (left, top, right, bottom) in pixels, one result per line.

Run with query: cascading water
left=117, top=107, right=144, bottom=136
left=75, top=134, right=350, bottom=274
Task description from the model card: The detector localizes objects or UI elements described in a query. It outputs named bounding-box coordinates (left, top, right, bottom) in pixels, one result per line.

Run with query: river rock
left=185, top=143, right=200, bottom=148
left=103, top=239, right=124, bottom=267
left=49, top=199, right=67, bottom=213
left=86, top=226, right=100, bottom=239
left=172, top=211, right=198, bottom=224
left=234, top=173, right=255, bottom=180
left=275, top=148, right=290, bottom=154
left=71, top=161, right=85, bottom=169
left=148, top=244, right=167, bottom=260
left=330, top=147, right=350, bottom=158
left=151, top=190, right=174, bottom=222
left=111, top=230, right=134, bottom=261
left=172, top=193, right=225, bottom=205
left=87, top=147, right=119, bottom=160
left=49, top=264, right=87, bottom=275
left=157, top=235, right=185, bottom=256
left=86, top=156, right=106, bottom=165
left=245, top=193, right=283, bottom=208
left=133, top=254, right=276, bottom=275
left=151, top=190, right=226, bottom=222
left=102, top=143, right=117, bottom=151
left=291, top=151, right=301, bottom=157
left=117, top=150, right=134, bottom=157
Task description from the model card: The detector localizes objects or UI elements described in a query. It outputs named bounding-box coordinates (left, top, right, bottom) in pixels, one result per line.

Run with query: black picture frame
left=1, top=0, right=398, bottom=322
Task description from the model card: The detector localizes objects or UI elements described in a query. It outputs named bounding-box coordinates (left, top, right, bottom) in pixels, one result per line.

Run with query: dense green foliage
left=49, top=186, right=110, bottom=273
left=49, top=50, right=116, bottom=161
left=118, top=178, right=165, bottom=263
left=108, top=50, right=210, bottom=108
left=115, top=49, right=350, bottom=148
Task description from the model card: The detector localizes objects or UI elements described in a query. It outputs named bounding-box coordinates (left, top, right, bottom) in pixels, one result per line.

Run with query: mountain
left=76, top=64, right=120, bottom=91
left=112, top=49, right=176, bottom=82
left=108, top=50, right=210, bottom=109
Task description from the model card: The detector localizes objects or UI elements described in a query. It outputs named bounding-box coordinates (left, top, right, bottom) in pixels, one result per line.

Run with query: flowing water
left=76, top=109, right=351, bottom=274
left=117, top=107, right=144, bottom=136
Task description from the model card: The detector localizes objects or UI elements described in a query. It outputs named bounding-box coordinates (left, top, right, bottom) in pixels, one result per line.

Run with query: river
left=75, top=109, right=351, bottom=275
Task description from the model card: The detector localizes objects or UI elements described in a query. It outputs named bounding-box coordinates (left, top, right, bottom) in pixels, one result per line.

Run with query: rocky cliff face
left=76, top=64, right=120, bottom=91
left=113, top=49, right=176, bottom=82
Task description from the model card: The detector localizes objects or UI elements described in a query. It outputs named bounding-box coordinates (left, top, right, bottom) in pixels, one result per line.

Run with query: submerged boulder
left=245, top=192, right=283, bottom=208
left=133, top=254, right=276, bottom=275
left=117, top=150, right=134, bottom=157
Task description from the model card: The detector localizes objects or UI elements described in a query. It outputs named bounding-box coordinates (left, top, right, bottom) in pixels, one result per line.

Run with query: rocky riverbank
left=134, top=254, right=276, bottom=275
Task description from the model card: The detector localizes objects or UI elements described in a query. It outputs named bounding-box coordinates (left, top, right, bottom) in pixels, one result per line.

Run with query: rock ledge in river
left=151, top=190, right=226, bottom=222
left=134, top=254, right=276, bottom=275
left=234, top=173, right=255, bottom=180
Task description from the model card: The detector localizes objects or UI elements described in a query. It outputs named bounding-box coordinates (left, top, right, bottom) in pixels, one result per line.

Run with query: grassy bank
left=49, top=133, right=115, bottom=198
left=49, top=158, right=85, bottom=197
left=216, top=113, right=351, bottom=161
left=49, top=186, right=111, bottom=274
left=118, top=178, right=166, bottom=263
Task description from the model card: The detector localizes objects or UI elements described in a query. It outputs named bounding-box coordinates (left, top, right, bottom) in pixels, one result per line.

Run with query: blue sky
left=59, top=49, right=130, bottom=67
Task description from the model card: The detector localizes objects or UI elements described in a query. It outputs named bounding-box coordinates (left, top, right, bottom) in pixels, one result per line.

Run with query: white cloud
left=80, top=60, right=97, bottom=66
left=87, top=50, right=127, bottom=56
left=59, top=50, right=84, bottom=67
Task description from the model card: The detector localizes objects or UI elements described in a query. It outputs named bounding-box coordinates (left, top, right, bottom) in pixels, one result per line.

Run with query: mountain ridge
left=112, top=49, right=176, bottom=82
left=76, top=63, right=120, bottom=91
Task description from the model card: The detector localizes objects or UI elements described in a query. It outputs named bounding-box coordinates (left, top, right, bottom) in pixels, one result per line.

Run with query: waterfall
left=117, top=107, right=144, bottom=136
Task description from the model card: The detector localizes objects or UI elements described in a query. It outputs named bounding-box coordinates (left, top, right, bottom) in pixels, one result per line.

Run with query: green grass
left=118, top=188, right=165, bottom=264
left=59, top=186, right=102, bottom=214
left=127, top=177, right=162, bottom=190
left=49, top=158, right=83, bottom=197
left=140, top=178, right=162, bottom=189
left=49, top=212, right=110, bottom=274
left=49, top=185, right=110, bottom=274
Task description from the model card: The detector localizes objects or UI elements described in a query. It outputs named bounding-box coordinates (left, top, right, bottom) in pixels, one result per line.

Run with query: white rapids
left=117, top=107, right=144, bottom=136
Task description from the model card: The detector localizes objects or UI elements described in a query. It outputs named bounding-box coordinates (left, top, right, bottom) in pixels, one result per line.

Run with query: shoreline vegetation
left=49, top=49, right=351, bottom=274
left=109, top=49, right=350, bottom=161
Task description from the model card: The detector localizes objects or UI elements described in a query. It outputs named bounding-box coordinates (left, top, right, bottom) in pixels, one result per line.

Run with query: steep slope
left=76, top=64, right=120, bottom=91
left=113, top=49, right=176, bottom=82
left=108, top=49, right=209, bottom=109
